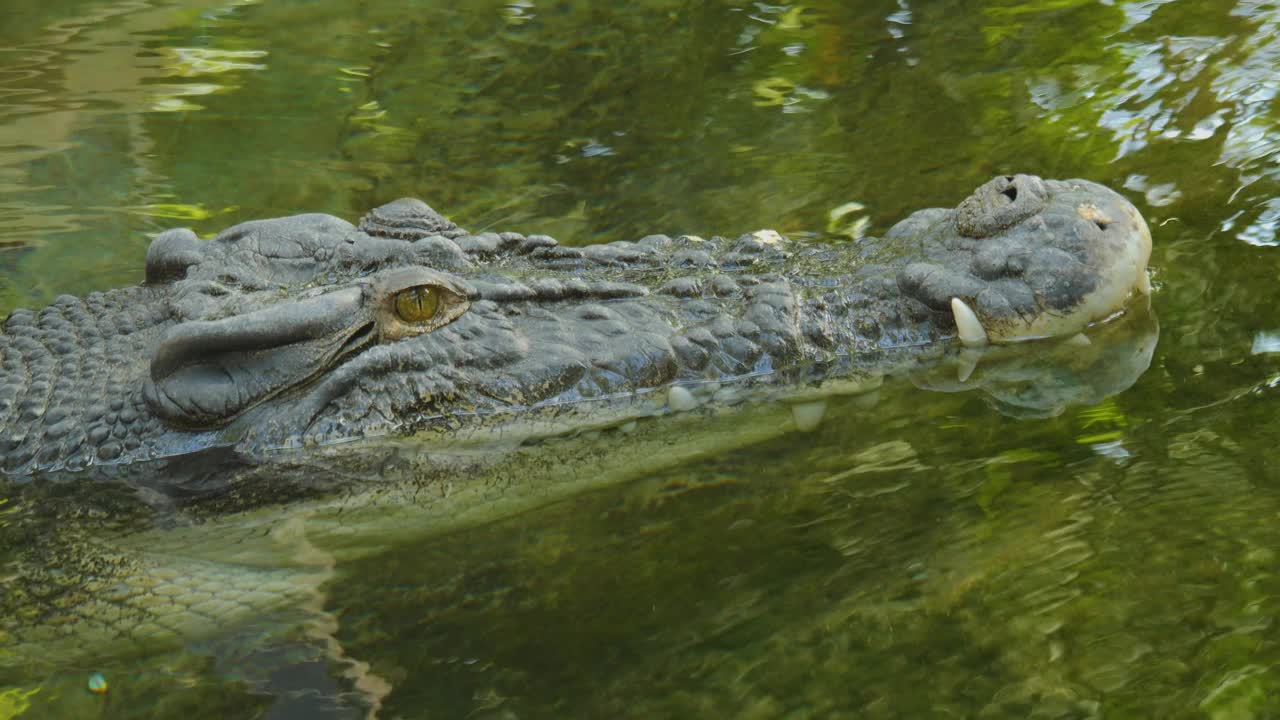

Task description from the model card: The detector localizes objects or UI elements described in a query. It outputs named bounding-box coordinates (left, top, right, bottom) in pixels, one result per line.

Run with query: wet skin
left=0, top=173, right=1157, bottom=682
left=0, top=174, right=1151, bottom=477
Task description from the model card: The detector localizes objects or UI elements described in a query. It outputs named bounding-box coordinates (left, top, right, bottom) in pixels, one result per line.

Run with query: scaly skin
left=0, top=175, right=1149, bottom=476
left=0, top=174, right=1154, bottom=680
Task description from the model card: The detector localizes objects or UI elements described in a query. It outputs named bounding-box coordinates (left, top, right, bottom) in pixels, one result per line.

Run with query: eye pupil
left=395, top=286, right=440, bottom=323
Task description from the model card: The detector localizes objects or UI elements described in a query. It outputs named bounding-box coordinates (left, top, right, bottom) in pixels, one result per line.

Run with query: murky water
left=2, top=0, right=1279, bottom=717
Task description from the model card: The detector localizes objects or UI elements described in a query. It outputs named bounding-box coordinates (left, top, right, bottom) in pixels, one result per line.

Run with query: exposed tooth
left=1137, top=271, right=1152, bottom=295
left=950, top=297, right=989, bottom=347
left=666, top=385, right=699, bottom=412
left=1065, top=333, right=1092, bottom=347
left=790, top=400, right=828, bottom=432
left=750, top=229, right=784, bottom=245
left=956, top=348, right=981, bottom=383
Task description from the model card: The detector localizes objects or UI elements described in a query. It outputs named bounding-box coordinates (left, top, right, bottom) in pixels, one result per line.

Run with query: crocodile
left=0, top=174, right=1150, bottom=476
left=0, top=174, right=1154, bottom=684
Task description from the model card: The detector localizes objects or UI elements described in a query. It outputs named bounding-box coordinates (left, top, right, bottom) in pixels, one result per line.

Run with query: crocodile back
left=0, top=287, right=172, bottom=474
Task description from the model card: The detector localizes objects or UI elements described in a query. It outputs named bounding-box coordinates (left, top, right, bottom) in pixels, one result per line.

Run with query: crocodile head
left=134, top=174, right=1151, bottom=457
left=891, top=175, right=1152, bottom=346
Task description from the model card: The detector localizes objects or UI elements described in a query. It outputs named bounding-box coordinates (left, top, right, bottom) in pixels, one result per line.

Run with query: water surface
left=2, top=0, right=1279, bottom=717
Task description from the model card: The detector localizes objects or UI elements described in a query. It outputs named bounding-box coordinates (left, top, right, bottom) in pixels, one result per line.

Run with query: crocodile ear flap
left=143, top=287, right=372, bottom=428
left=145, top=228, right=205, bottom=284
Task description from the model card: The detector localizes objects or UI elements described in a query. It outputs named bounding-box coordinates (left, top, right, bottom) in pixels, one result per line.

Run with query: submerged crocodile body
left=0, top=175, right=1155, bottom=685
left=0, top=175, right=1149, bottom=478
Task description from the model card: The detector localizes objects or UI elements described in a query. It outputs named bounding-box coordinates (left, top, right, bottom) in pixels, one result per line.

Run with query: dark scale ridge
left=358, top=197, right=466, bottom=240
left=0, top=287, right=171, bottom=474
left=0, top=175, right=1160, bottom=688
left=0, top=175, right=1151, bottom=476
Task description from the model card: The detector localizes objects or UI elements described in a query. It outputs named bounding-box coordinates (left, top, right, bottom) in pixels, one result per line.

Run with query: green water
left=2, top=0, right=1279, bottom=717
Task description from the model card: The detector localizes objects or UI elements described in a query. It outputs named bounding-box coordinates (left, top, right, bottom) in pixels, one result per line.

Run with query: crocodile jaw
left=984, top=193, right=1152, bottom=344
left=896, top=175, right=1154, bottom=347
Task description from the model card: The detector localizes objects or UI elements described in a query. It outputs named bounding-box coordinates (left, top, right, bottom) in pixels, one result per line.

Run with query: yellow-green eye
left=394, top=285, right=440, bottom=323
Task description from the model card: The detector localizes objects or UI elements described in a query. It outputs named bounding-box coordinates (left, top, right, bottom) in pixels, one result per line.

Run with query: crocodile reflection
left=0, top=175, right=1156, bottom=681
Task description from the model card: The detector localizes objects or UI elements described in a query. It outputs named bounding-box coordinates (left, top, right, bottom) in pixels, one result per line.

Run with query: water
left=1, top=0, right=1279, bottom=717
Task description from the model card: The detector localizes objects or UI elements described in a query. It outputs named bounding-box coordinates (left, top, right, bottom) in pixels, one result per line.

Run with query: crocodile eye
left=376, top=269, right=471, bottom=341
left=394, top=285, right=441, bottom=323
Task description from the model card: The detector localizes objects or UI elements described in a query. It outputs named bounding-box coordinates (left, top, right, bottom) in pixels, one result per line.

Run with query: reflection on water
left=326, top=412, right=1280, bottom=718
left=0, top=0, right=270, bottom=310
left=913, top=298, right=1158, bottom=419
left=1, top=0, right=1279, bottom=718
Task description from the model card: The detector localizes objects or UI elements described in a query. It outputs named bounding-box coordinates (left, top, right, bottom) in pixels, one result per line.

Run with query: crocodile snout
left=896, top=175, right=1152, bottom=346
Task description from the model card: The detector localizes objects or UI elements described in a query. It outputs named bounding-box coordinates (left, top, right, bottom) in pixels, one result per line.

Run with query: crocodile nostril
left=1077, top=203, right=1114, bottom=231
left=955, top=174, right=1048, bottom=238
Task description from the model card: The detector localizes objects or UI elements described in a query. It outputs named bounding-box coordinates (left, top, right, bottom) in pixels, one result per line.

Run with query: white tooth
left=666, top=385, right=698, bottom=412
left=1137, top=271, right=1153, bottom=295
left=950, top=297, right=989, bottom=347
left=1065, top=333, right=1092, bottom=347
left=790, top=400, right=827, bottom=432
left=750, top=229, right=784, bottom=245
left=956, top=348, right=981, bottom=383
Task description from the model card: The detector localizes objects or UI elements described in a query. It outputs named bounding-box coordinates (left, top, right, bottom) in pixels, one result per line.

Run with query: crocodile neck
left=0, top=287, right=178, bottom=473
